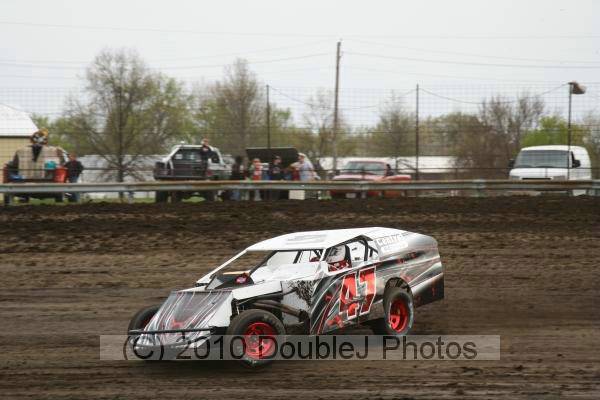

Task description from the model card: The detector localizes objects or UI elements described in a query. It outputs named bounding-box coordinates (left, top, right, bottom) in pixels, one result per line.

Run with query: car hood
left=333, top=174, right=381, bottom=181
left=136, top=290, right=232, bottom=346
left=509, top=167, right=568, bottom=179
left=136, top=281, right=285, bottom=346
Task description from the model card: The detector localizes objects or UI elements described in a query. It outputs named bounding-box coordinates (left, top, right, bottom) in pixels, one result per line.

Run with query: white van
left=509, top=145, right=592, bottom=194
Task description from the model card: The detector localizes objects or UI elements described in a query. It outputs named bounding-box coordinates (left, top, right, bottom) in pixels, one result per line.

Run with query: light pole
left=567, top=81, right=586, bottom=179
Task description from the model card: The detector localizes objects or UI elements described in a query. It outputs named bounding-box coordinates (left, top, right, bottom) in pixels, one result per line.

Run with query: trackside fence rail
left=1, top=179, right=599, bottom=196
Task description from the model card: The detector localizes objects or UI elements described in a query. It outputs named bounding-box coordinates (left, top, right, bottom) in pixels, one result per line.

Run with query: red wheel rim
left=388, top=299, right=409, bottom=332
left=243, top=322, right=277, bottom=359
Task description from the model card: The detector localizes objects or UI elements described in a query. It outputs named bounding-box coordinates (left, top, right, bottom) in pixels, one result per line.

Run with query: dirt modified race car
left=128, top=227, right=444, bottom=366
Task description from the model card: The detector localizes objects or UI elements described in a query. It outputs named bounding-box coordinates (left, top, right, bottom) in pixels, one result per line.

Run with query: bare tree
left=479, top=93, right=544, bottom=160
left=194, top=59, right=265, bottom=156
left=64, top=48, right=192, bottom=182
left=302, top=89, right=335, bottom=160
left=371, top=93, right=414, bottom=170
left=450, top=94, right=544, bottom=178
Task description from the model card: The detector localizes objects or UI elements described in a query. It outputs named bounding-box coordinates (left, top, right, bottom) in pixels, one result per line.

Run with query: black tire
left=55, top=194, right=63, bottom=203
left=127, top=304, right=161, bottom=360
left=202, top=190, right=216, bottom=201
left=370, top=287, right=414, bottom=336
left=128, top=304, right=160, bottom=333
left=170, top=191, right=183, bottom=203
left=155, top=191, right=168, bottom=203
left=226, top=309, right=285, bottom=368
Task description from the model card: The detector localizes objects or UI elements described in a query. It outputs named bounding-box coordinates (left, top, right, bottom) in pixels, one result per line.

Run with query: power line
left=343, top=66, right=566, bottom=84
left=2, top=21, right=600, bottom=40
left=0, top=40, right=331, bottom=65
left=347, top=38, right=600, bottom=65
left=346, top=51, right=600, bottom=69
left=269, top=86, right=415, bottom=110
left=419, top=84, right=567, bottom=105
left=159, top=53, right=330, bottom=70
left=0, top=20, right=335, bottom=38
left=0, top=53, right=330, bottom=71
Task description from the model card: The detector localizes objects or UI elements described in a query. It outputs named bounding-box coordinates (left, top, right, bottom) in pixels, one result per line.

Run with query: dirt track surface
left=1, top=197, right=599, bottom=399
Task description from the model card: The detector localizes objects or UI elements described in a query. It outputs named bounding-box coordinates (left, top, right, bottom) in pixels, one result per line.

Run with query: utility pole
left=567, top=84, right=572, bottom=180
left=566, top=81, right=587, bottom=180
left=415, top=84, right=420, bottom=181
left=332, top=41, right=341, bottom=172
left=266, top=84, right=271, bottom=157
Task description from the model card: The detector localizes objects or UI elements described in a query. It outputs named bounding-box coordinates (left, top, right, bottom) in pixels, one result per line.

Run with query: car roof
left=246, top=227, right=407, bottom=251
left=520, top=145, right=588, bottom=152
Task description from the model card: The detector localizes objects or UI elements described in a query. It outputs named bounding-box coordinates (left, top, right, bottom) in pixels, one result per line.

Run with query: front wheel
left=127, top=304, right=160, bottom=333
left=370, top=287, right=414, bottom=336
left=226, top=309, right=285, bottom=368
left=127, top=304, right=161, bottom=360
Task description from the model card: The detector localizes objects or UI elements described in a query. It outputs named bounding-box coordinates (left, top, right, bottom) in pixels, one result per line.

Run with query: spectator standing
left=199, top=137, right=214, bottom=177
left=249, top=158, right=263, bottom=201
left=297, top=153, right=316, bottom=181
left=64, top=153, right=84, bottom=202
left=268, top=155, right=284, bottom=200
left=268, top=155, right=284, bottom=180
left=230, top=156, right=245, bottom=201
left=385, top=163, right=393, bottom=176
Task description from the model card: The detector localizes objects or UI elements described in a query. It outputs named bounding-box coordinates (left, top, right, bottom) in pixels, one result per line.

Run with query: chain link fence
left=1, top=83, right=600, bottom=181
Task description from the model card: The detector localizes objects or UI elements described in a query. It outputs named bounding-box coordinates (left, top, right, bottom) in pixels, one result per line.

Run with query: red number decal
left=339, top=273, right=358, bottom=319
left=339, top=266, right=376, bottom=319
left=358, top=267, right=376, bottom=315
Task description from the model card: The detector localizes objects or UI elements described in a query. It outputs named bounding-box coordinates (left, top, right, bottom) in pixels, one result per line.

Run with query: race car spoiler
left=128, top=327, right=215, bottom=335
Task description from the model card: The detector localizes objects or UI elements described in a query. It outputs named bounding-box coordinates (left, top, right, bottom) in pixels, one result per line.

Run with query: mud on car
left=128, top=227, right=444, bottom=366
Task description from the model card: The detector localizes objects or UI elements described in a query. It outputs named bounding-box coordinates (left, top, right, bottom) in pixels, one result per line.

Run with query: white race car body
left=133, top=227, right=444, bottom=348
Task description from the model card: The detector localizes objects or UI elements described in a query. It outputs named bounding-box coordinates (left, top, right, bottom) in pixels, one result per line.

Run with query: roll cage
left=198, top=235, right=381, bottom=287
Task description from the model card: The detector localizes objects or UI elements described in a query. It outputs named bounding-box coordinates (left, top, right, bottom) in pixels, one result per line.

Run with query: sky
left=0, top=0, right=599, bottom=121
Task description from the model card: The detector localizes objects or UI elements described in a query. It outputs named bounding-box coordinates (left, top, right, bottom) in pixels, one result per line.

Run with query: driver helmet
left=326, top=245, right=346, bottom=264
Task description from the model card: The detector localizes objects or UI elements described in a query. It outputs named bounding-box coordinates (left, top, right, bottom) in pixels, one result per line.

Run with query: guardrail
left=1, top=179, right=599, bottom=194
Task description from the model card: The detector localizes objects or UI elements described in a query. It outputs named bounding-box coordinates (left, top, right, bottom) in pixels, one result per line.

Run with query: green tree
left=522, top=115, right=588, bottom=147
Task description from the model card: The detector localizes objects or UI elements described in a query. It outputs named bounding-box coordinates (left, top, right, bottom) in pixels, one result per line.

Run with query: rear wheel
left=226, top=309, right=285, bottom=368
left=370, top=287, right=414, bottom=336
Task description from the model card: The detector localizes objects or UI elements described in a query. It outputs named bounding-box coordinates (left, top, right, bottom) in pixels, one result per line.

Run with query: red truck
left=330, top=160, right=411, bottom=199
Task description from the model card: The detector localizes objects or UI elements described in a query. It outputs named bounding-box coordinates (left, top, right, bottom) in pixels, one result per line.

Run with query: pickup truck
left=153, top=143, right=231, bottom=202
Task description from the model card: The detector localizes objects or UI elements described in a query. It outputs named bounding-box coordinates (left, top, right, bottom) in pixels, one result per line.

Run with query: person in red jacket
left=249, top=158, right=262, bottom=200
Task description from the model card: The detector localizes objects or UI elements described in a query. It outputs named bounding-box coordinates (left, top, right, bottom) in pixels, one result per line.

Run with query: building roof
left=0, top=104, right=37, bottom=137
left=246, top=227, right=407, bottom=251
